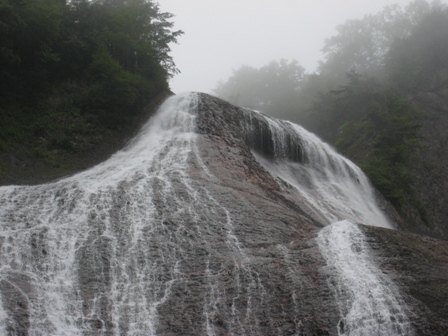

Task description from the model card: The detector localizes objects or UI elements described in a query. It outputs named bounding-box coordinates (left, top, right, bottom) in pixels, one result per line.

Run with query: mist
left=159, top=0, right=433, bottom=94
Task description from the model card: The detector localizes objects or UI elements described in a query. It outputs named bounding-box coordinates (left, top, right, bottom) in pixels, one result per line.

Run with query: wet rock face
left=184, top=93, right=448, bottom=335
left=0, top=93, right=447, bottom=335
left=197, top=94, right=304, bottom=164
left=194, top=94, right=448, bottom=335
left=360, top=225, right=448, bottom=335
left=1, top=274, right=32, bottom=335
left=146, top=94, right=341, bottom=335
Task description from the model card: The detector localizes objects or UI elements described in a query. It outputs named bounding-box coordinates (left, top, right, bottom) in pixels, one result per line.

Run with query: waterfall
left=0, top=93, right=201, bottom=335
left=316, top=221, right=413, bottom=336
left=0, top=93, right=413, bottom=335
left=241, top=109, right=392, bottom=228
left=240, top=109, right=413, bottom=335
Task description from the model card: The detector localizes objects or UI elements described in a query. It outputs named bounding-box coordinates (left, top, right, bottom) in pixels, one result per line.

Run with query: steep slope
left=0, top=93, right=446, bottom=335
left=404, top=89, right=448, bottom=239
left=0, top=92, right=170, bottom=186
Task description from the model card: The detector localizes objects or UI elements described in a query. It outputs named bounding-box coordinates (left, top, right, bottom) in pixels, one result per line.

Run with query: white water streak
left=0, top=93, right=413, bottom=335
left=317, top=220, right=413, bottom=336
left=0, top=93, right=199, bottom=335
left=249, top=112, right=411, bottom=335
left=253, top=118, right=391, bottom=229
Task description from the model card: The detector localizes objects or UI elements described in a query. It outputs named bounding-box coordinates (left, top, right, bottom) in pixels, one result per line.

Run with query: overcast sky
left=159, top=0, right=437, bottom=94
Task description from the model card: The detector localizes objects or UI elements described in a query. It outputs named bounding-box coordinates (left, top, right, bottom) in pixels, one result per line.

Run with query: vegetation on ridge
left=0, top=0, right=182, bottom=183
left=215, top=0, right=448, bottom=232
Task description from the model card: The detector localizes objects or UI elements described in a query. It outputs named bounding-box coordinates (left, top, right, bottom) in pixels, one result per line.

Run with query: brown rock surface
left=361, top=224, right=448, bottom=335
left=0, top=93, right=447, bottom=335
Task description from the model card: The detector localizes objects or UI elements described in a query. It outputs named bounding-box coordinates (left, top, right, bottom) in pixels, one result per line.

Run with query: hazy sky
left=159, top=0, right=431, bottom=94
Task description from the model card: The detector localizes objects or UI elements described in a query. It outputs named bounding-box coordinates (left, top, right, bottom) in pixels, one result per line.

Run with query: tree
left=0, top=0, right=183, bottom=144
left=386, top=7, right=448, bottom=91
left=214, top=59, right=305, bottom=120
left=0, top=0, right=63, bottom=101
left=63, top=0, right=183, bottom=78
left=319, top=0, right=444, bottom=84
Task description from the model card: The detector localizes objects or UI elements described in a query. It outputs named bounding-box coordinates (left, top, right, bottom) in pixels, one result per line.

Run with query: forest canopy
left=0, top=0, right=182, bottom=180
left=0, top=0, right=182, bottom=104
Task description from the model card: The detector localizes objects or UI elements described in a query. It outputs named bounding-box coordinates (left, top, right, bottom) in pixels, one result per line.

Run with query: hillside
left=0, top=0, right=180, bottom=185
left=0, top=91, right=170, bottom=186
left=405, top=90, right=448, bottom=238
left=327, top=86, right=448, bottom=240
left=214, top=1, right=448, bottom=240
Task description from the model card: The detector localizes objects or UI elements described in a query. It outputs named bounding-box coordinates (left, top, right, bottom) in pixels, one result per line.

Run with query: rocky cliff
left=0, top=93, right=446, bottom=335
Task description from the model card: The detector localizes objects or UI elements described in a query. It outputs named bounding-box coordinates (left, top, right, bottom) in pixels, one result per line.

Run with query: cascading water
left=0, top=92, right=413, bottom=335
left=239, top=109, right=413, bottom=335
left=0, top=94, right=203, bottom=335
left=316, top=221, right=413, bottom=336
left=240, top=109, right=392, bottom=228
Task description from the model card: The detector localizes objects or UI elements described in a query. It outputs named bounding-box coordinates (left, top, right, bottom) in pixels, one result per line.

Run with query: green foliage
left=214, top=59, right=306, bottom=121
left=386, top=8, right=448, bottom=91
left=0, top=0, right=182, bottom=181
left=0, top=0, right=181, bottom=104
left=319, top=0, right=444, bottom=84
left=85, top=46, right=141, bottom=125
left=332, top=78, right=422, bottom=208
left=0, top=0, right=63, bottom=100
left=304, top=73, right=384, bottom=143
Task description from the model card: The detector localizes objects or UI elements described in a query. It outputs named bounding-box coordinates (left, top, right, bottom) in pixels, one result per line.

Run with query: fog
left=159, top=0, right=429, bottom=94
